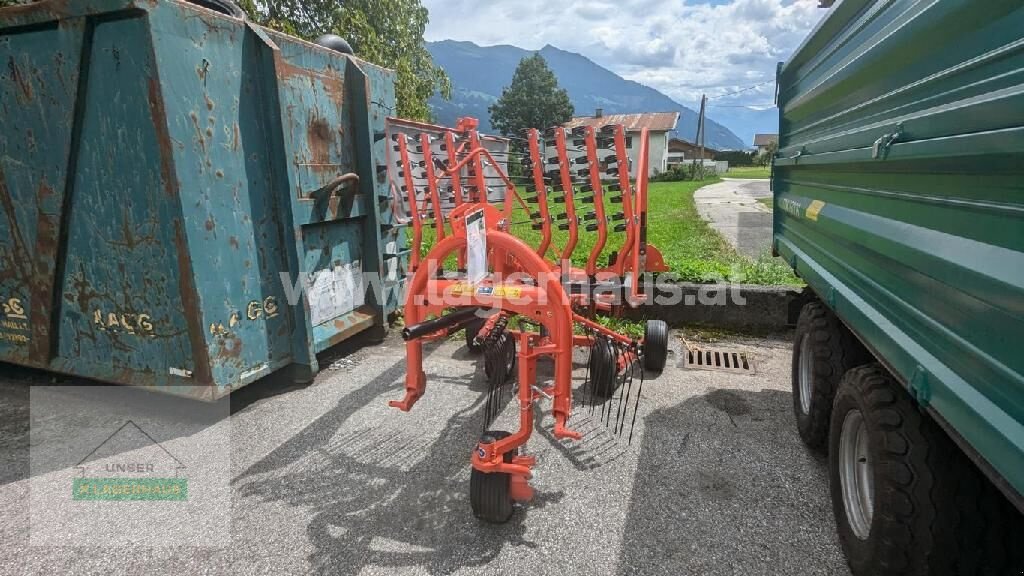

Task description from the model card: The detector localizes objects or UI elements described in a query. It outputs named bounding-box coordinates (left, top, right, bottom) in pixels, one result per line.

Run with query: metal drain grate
left=682, top=347, right=756, bottom=374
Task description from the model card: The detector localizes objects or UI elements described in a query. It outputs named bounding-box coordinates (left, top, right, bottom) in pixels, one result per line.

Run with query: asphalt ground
left=0, top=329, right=850, bottom=575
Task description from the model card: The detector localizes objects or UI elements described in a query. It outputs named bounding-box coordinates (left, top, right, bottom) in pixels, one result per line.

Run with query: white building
left=563, top=110, right=680, bottom=178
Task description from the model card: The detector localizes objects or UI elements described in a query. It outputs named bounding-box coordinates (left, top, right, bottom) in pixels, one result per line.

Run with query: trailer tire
left=792, top=301, right=868, bottom=453
left=642, top=320, right=669, bottom=373
left=470, top=431, right=515, bottom=524
left=829, top=364, right=1024, bottom=576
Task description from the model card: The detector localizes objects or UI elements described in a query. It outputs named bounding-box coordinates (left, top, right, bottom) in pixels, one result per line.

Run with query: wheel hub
left=839, top=409, right=874, bottom=540
left=798, top=334, right=814, bottom=415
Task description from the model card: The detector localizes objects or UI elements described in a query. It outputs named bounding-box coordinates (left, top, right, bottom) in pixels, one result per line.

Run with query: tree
left=239, top=0, right=449, bottom=120
left=0, top=0, right=449, bottom=120
left=757, top=140, right=779, bottom=167
left=489, top=54, right=574, bottom=138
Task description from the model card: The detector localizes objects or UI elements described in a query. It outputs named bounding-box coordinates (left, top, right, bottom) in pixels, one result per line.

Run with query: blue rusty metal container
left=0, top=0, right=406, bottom=399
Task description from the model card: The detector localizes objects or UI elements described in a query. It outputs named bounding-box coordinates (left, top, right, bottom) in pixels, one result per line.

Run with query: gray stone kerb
left=624, top=281, right=810, bottom=330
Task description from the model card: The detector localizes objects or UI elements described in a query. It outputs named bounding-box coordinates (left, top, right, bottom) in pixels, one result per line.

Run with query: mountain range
left=426, top=40, right=772, bottom=151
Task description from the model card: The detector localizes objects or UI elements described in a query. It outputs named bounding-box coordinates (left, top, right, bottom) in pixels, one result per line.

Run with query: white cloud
left=421, top=0, right=825, bottom=108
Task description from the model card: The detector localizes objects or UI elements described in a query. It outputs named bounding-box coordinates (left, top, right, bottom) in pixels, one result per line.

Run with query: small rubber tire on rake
left=470, top=431, right=515, bottom=524
left=589, top=337, right=619, bottom=399
left=465, top=319, right=485, bottom=354
left=643, top=320, right=669, bottom=373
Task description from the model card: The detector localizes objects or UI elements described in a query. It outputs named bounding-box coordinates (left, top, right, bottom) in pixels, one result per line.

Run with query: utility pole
left=691, top=94, right=707, bottom=181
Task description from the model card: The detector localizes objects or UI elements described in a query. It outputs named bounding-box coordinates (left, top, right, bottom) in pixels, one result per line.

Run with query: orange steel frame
left=386, top=116, right=667, bottom=505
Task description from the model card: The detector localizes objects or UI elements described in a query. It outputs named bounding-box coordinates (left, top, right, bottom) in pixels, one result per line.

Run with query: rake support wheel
left=643, top=320, right=668, bottom=373
left=589, top=338, right=619, bottom=399
left=470, top=431, right=515, bottom=523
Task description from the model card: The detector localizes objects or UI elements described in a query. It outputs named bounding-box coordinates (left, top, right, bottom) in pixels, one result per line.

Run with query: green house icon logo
left=72, top=420, right=188, bottom=501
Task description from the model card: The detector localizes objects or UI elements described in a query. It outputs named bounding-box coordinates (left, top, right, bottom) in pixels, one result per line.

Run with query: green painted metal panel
left=0, top=0, right=402, bottom=399
left=774, top=0, right=1024, bottom=499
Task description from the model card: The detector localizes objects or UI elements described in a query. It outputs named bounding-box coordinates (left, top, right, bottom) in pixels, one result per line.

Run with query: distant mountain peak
left=426, top=40, right=752, bottom=150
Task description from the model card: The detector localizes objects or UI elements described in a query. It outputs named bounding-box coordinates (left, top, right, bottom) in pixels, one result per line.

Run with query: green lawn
left=419, top=179, right=800, bottom=286
left=723, top=166, right=771, bottom=179
left=503, top=179, right=799, bottom=285
left=758, top=197, right=773, bottom=210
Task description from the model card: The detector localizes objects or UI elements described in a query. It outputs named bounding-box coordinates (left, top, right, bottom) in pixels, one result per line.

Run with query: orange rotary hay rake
left=386, top=116, right=670, bottom=522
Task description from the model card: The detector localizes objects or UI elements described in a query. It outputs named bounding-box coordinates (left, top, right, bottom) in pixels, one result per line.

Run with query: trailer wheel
left=589, top=338, right=619, bottom=399
left=829, top=364, right=1024, bottom=576
left=470, top=431, right=515, bottom=524
left=642, top=320, right=669, bottom=373
left=792, top=301, right=867, bottom=453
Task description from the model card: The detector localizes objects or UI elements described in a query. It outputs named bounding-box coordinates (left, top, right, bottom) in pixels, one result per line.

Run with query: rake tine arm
left=528, top=129, right=553, bottom=259
left=554, top=128, right=580, bottom=261
left=397, top=135, right=422, bottom=272
left=420, top=133, right=446, bottom=241
left=612, top=125, right=636, bottom=276
left=584, top=126, right=609, bottom=275
left=630, top=128, right=651, bottom=304
left=444, top=131, right=465, bottom=207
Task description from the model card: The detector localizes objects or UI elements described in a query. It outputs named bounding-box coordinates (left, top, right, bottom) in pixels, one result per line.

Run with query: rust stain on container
left=147, top=77, right=179, bottom=199
left=306, top=116, right=334, bottom=171
left=216, top=335, right=243, bottom=359
left=189, top=110, right=207, bottom=155
left=7, top=56, right=34, bottom=102
left=173, top=218, right=213, bottom=386
left=0, top=166, right=32, bottom=283
left=29, top=181, right=59, bottom=361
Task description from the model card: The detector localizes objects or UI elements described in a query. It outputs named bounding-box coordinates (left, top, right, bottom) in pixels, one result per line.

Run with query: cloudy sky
left=421, top=0, right=827, bottom=111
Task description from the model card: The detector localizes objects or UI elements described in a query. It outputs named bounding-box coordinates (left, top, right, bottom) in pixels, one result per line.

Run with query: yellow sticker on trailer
left=806, top=200, right=826, bottom=221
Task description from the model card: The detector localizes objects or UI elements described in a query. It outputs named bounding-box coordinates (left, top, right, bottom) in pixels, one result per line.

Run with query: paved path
left=694, top=178, right=773, bottom=259
left=0, top=330, right=848, bottom=576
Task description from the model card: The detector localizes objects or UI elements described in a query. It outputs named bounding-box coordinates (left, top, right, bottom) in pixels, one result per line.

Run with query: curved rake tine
left=627, top=352, right=646, bottom=445
left=612, top=342, right=627, bottom=434
left=602, top=339, right=619, bottom=428
left=615, top=345, right=637, bottom=437
left=584, top=327, right=597, bottom=415
left=483, top=338, right=495, bottom=430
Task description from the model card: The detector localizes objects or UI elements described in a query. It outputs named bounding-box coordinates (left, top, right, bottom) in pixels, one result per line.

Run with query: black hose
left=402, top=307, right=482, bottom=341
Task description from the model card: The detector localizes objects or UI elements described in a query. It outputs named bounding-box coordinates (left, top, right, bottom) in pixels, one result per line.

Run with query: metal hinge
left=785, top=147, right=806, bottom=164
left=872, top=123, right=903, bottom=159
left=910, top=365, right=931, bottom=407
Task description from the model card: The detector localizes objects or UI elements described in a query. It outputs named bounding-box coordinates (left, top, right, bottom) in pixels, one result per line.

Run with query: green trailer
left=0, top=0, right=406, bottom=400
left=774, top=0, right=1024, bottom=573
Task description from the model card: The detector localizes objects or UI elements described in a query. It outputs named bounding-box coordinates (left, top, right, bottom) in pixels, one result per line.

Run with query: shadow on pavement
left=0, top=329, right=391, bottom=488
left=618, top=387, right=843, bottom=576
left=233, top=349, right=566, bottom=576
